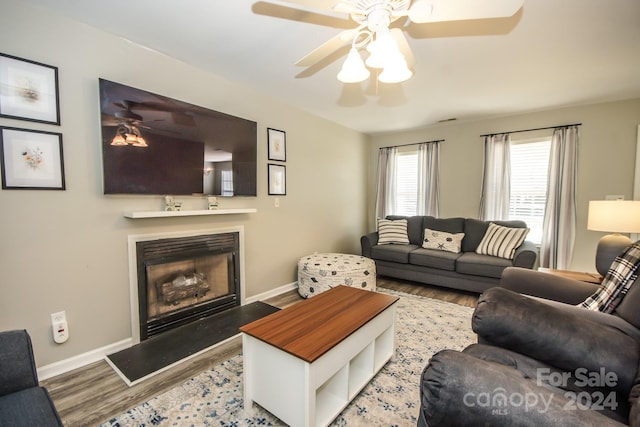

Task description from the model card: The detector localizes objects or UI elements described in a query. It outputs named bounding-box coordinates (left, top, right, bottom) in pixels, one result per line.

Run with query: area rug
left=100, top=289, right=476, bottom=427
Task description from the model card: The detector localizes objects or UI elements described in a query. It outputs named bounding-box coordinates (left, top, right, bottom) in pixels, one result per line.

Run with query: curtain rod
left=379, top=139, right=444, bottom=150
left=480, top=123, right=582, bottom=138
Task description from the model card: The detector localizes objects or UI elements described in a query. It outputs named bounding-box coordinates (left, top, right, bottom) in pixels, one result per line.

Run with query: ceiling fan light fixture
left=337, top=47, right=370, bottom=83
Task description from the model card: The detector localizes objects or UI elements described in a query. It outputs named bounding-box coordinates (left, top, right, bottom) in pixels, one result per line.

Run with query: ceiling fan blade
left=390, top=28, right=415, bottom=68
left=295, top=26, right=362, bottom=67
left=408, top=0, right=523, bottom=23
left=332, top=1, right=360, bottom=14
left=275, top=0, right=339, bottom=13
left=253, top=1, right=355, bottom=29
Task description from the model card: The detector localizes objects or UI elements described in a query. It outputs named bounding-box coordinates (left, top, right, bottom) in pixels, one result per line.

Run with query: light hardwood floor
left=41, top=277, right=478, bottom=426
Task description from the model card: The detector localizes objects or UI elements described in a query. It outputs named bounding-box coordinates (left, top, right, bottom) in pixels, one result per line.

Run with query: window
left=508, top=138, right=551, bottom=244
left=376, top=142, right=440, bottom=219
left=221, top=170, right=234, bottom=196
left=394, top=150, right=418, bottom=216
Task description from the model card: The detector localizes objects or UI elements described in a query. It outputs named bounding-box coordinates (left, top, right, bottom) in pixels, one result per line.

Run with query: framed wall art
left=0, top=127, right=65, bottom=190
left=0, top=53, right=61, bottom=125
left=268, top=163, right=286, bottom=195
left=267, top=128, right=286, bottom=161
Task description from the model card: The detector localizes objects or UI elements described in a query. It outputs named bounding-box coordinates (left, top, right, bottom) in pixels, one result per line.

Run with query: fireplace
left=128, top=228, right=245, bottom=343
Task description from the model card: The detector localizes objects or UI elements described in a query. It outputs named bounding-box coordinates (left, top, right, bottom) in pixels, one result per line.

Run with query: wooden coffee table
left=240, top=285, right=399, bottom=427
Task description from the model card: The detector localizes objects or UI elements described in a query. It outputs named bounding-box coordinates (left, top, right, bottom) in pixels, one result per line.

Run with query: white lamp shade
left=587, top=200, right=640, bottom=233
left=337, top=47, right=370, bottom=83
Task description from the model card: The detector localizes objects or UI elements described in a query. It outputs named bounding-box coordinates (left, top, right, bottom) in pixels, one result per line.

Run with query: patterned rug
left=101, top=289, right=476, bottom=426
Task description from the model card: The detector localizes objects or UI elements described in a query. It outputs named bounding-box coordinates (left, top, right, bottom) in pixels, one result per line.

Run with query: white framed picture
left=267, top=128, right=286, bottom=162
left=268, top=163, right=286, bottom=195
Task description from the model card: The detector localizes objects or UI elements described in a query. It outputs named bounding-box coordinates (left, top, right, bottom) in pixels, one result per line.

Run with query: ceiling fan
left=276, top=0, right=524, bottom=83
left=104, top=101, right=164, bottom=147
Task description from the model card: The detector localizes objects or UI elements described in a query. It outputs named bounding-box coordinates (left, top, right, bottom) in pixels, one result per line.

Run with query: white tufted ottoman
left=297, top=253, right=376, bottom=298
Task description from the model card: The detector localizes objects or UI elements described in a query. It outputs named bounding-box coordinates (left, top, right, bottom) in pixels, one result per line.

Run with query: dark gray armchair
left=0, top=330, right=63, bottom=426
left=417, top=267, right=640, bottom=426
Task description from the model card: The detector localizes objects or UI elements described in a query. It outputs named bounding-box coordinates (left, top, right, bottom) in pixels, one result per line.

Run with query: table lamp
left=587, top=200, right=640, bottom=276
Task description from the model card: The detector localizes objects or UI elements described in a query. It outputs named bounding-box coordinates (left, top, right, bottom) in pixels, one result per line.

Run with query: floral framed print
left=268, top=163, right=286, bottom=195
left=0, top=127, right=65, bottom=190
left=0, top=53, right=61, bottom=125
left=267, top=128, right=286, bottom=161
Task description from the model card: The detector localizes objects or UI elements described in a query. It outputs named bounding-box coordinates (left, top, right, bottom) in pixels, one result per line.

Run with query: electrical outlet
left=50, top=311, right=69, bottom=344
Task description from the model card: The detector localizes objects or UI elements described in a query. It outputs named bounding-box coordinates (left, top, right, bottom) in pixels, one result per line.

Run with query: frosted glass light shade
left=125, top=133, right=138, bottom=144
left=131, top=136, right=148, bottom=147
left=111, top=134, right=127, bottom=146
left=337, top=47, right=370, bottom=83
left=378, top=51, right=412, bottom=83
left=365, top=30, right=397, bottom=69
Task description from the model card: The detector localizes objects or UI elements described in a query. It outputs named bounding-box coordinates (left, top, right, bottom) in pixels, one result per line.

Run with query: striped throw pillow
left=476, top=222, right=529, bottom=259
left=377, top=218, right=410, bottom=245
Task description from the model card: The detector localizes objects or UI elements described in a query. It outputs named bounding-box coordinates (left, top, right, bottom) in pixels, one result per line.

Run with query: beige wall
left=368, top=99, right=640, bottom=273
left=0, top=1, right=369, bottom=367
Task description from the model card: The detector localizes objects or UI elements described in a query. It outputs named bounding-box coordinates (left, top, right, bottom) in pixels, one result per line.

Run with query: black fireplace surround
left=135, top=232, right=241, bottom=340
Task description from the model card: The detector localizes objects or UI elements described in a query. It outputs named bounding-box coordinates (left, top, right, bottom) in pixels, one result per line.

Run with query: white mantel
left=123, top=208, right=257, bottom=219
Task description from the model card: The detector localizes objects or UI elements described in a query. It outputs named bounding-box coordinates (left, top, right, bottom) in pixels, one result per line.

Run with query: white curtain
left=540, top=125, right=579, bottom=269
left=479, top=133, right=511, bottom=220
left=375, top=147, right=397, bottom=219
left=417, top=142, right=440, bottom=216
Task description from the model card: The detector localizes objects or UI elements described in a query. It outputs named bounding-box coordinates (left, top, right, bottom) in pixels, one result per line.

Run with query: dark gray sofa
left=0, top=330, right=63, bottom=426
left=417, top=267, right=640, bottom=426
left=361, top=216, right=538, bottom=293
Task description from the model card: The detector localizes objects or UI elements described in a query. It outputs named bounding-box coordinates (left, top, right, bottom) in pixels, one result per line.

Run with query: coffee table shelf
left=241, top=286, right=398, bottom=427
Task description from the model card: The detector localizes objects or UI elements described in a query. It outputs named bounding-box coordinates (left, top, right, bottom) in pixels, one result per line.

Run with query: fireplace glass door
left=146, top=253, right=231, bottom=321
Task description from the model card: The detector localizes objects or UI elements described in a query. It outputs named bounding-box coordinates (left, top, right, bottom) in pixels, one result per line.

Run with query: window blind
left=395, top=152, right=418, bottom=216
left=509, top=139, right=551, bottom=244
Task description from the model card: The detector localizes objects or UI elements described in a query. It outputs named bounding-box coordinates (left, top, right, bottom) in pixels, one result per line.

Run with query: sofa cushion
left=377, top=218, right=410, bottom=245
left=410, top=248, right=460, bottom=271
left=370, top=244, right=420, bottom=264
left=456, top=252, right=513, bottom=278
left=462, top=218, right=528, bottom=253
left=387, top=215, right=427, bottom=245
left=614, top=276, right=640, bottom=329
left=476, top=222, right=529, bottom=259
left=422, top=228, right=464, bottom=253
left=423, top=216, right=465, bottom=234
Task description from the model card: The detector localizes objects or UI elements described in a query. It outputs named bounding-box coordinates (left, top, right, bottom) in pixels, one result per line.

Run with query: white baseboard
left=245, top=281, right=298, bottom=304
left=38, top=338, right=132, bottom=381
left=37, top=282, right=298, bottom=381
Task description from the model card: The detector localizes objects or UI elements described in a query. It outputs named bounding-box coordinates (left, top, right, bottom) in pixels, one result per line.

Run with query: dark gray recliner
left=0, top=330, right=63, bottom=426
left=418, top=267, right=640, bottom=426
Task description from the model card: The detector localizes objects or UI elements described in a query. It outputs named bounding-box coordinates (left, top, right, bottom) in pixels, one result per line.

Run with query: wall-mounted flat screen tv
left=99, top=79, right=257, bottom=196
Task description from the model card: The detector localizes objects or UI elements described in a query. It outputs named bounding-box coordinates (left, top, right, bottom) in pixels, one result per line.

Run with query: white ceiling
left=19, top=0, right=640, bottom=134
